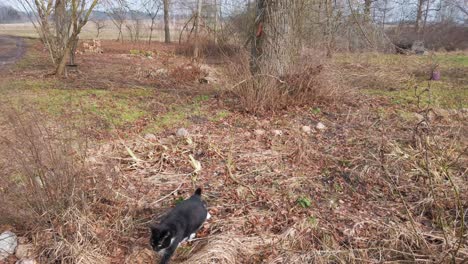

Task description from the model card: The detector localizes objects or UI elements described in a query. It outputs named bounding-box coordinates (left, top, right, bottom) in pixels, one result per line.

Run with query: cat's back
left=168, top=195, right=206, bottom=222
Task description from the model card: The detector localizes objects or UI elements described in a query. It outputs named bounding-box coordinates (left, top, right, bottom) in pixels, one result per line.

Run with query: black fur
left=150, top=188, right=208, bottom=264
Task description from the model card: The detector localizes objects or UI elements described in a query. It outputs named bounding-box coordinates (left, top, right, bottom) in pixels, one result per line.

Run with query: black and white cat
left=150, top=188, right=210, bottom=264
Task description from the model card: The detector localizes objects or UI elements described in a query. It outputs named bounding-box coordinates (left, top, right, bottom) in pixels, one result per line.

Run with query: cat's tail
left=194, top=188, right=202, bottom=196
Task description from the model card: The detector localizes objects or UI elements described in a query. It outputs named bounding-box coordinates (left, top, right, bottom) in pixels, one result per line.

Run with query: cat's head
left=150, top=225, right=173, bottom=252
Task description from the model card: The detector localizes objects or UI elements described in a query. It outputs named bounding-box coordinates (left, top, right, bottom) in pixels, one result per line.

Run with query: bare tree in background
left=193, top=0, right=203, bottom=58
left=106, top=0, right=128, bottom=42
left=214, top=0, right=219, bottom=44
left=415, top=0, right=425, bottom=34
left=363, top=0, right=373, bottom=23
left=126, top=9, right=143, bottom=42
left=163, top=0, right=171, bottom=43
left=18, top=0, right=99, bottom=76
left=92, top=19, right=106, bottom=38
left=142, top=0, right=162, bottom=44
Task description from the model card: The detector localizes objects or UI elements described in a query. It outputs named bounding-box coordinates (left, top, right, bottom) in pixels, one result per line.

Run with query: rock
left=144, top=133, right=157, bottom=141
left=302, top=126, right=312, bottom=134
left=414, top=113, right=425, bottom=122
left=254, top=129, right=266, bottom=136
left=0, top=231, right=17, bottom=260
left=16, top=259, right=38, bottom=264
left=15, top=244, right=34, bottom=259
left=272, top=129, right=283, bottom=136
left=316, top=122, right=326, bottom=130
left=155, top=68, right=168, bottom=76
left=412, top=41, right=425, bottom=55
left=176, top=128, right=189, bottom=137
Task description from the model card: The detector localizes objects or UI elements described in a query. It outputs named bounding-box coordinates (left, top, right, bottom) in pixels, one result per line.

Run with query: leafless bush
left=169, top=63, right=206, bottom=84
left=227, top=50, right=347, bottom=114
left=0, top=108, right=116, bottom=263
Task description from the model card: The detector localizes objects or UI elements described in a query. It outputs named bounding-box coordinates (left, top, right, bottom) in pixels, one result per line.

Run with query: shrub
left=227, top=50, right=347, bottom=114
left=0, top=108, right=112, bottom=263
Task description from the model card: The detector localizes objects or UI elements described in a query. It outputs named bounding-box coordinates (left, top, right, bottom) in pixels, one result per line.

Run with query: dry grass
left=0, top=108, right=128, bottom=263
left=226, top=50, right=350, bottom=114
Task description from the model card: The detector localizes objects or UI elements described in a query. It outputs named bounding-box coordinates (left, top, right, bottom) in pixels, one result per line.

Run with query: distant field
left=0, top=20, right=186, bottom=41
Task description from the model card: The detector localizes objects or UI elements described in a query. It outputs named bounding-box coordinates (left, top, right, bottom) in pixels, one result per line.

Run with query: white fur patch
left=158, top=237, right=176, bottom=255
left=188, top=233, right=196, bottom=242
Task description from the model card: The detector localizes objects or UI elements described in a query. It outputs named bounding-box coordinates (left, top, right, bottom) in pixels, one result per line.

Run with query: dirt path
left=0, top=35, right=25, bottom=70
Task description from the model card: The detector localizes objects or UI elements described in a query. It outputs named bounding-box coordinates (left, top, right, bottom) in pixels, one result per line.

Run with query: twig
left=151, top=182, right=184, bottom=206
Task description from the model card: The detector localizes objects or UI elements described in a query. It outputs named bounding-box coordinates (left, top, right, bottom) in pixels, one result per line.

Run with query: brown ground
left=0, top=35, right=25, bottom=70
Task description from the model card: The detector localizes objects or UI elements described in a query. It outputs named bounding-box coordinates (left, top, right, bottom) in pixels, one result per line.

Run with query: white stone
left=155, top=68, right=168, bottom=75
left=0, top=231, right=17, bottom=260
left=176, top=128, right=189, bottom=137
left=144, top=133, right=157, bottom=141
left=316, top=122, right=326, bottom=130
left=302, top=126, right=312, bottom=133
left=254, top=129, right=266, bottom=136
left=272, top=129, right=283, bottom=136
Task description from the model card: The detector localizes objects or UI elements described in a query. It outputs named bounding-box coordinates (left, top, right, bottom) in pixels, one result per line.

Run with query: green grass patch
left=435, top=54, right=468, bottom=68
left=209, top=110, right=231, bottom=122
left=36, top=88, right=150, bottom=127
left=297, top=196, right=312, bottom=208
left=363, top=81, right=467, bottom=109
left=2, top=79, right=151, bottom=129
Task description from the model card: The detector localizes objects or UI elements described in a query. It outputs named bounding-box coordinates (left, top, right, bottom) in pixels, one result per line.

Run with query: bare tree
left=92, top=19, right=106, bottom=38
left=126, top=9, right=143, bottom=42
left=214, top=0, right=219, bottom=44
left=363, top=0, right=372, bottom=23
left=250, top=0, right=303, bottom=75
left=163, top=0, right=171, bottom=43
left=106, top=0, right=128, bottom=42
left=193, top=0, right=203, bottom=58
left=18, top=0, right=99, bottom=76
left=142, top=0, right=162, bottom=44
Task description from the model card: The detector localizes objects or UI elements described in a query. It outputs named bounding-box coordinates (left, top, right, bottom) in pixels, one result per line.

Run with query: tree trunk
left=364, top=0, right=372, bottom=23
left=422, top=0, right=431, bottom=38
left=415, top=0, right=425, bottom=34
left=193, top=0, right=203, bottom=58
left=250, top=0, right=301, bottom=76
left=214, top=0, right=218, bottom=44
left=149, top=19, right=155, bottom=44
left=250, top=0, right=266, bottom=74
left=55, top=37, right=75, bottom=76
left=163, top=0, right=171, bottom=43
